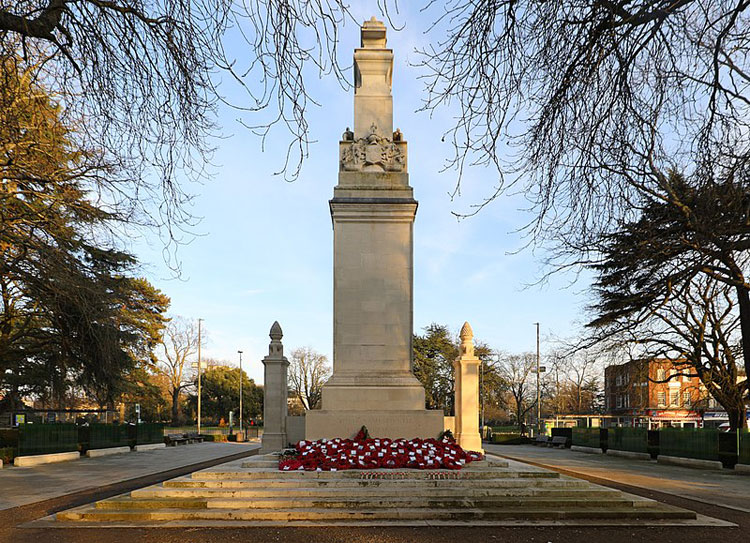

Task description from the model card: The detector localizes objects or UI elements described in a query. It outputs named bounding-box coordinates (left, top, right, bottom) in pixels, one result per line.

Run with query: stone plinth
left=304, top=17, right=443, bottom=441
left=305, top=410, right=444, bottom=441
left=453, top=322, right=483, bottom=453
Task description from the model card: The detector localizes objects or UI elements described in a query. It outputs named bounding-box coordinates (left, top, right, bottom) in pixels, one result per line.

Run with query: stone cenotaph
left=304, top=18, right=444, bottom=440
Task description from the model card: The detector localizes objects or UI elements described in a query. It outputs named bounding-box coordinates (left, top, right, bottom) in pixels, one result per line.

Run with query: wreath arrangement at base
left=278, top=426, right=483, bottom=471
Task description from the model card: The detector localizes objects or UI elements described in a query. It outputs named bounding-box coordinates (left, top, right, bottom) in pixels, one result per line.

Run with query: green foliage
left=186, top=366, right=263, bottom=425
left=589, top=172, right=750, bottom=429
left=0, top=56, right=170, bottom=408
left=202, top=434, right=228, bottom=442
left=414, top=323, right=506, bottom=416
left=413, top=324, right=459, bottom=414
left=438, top=429, right=454, bottom=441
left=0, top=428, right=18, bottom=446
left=120, top=366, right=170, bottom=423
left=491, top=433, right=529, bottom=445
left=0, top=446, right=15, bottom=464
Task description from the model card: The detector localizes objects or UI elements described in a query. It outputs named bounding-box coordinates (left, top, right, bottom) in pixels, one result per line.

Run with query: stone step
left=192, top=469, right=556, bottom=481
left=241, top=461, right=278, bottom=468
left=240, top=458, right=510, bottom=469
left=58, top=505, right=696, bottom=522
left=134, top=486, right=619, bottom=500
left=98, top=496, right=637, bottom=511
left=166, top=476, right=582, bottom=490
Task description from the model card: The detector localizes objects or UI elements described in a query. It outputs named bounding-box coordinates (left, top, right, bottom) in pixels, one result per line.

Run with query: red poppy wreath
left=278, top=429, right=483, bottom=472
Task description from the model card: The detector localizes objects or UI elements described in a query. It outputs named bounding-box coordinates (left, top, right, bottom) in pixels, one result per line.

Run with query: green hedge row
left=0, top=446, right=16, bottom=464
left=491, top=433, right=531, bottom=445
left=202, top=434, right=228, bottom=442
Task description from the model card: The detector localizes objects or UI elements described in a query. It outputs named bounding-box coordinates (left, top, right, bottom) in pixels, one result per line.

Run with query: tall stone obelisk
left=305, top=17, right=444, bottom=440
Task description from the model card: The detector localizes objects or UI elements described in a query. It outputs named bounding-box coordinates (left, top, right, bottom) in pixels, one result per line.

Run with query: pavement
left=0, top=441, right=259, bottom=511
left=485, top=443, right=750, bottom=512
left=0, top=441, right=748, bottom=542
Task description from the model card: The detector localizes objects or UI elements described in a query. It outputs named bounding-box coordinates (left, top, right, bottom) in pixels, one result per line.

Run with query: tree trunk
left=728, top=404, right=747, bottom=432
left=515, top=397, right=524, bottom=435
left=171, top=388, right=181, bottom=425
left=736, top=285, right=750, bottom=388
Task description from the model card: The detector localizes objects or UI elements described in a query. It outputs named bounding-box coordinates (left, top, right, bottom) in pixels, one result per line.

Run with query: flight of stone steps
left=54, top=453, right=697, bottom=526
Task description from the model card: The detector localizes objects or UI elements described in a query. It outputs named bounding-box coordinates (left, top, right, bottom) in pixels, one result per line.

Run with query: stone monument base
left=305, top=409, right=444, bottom=441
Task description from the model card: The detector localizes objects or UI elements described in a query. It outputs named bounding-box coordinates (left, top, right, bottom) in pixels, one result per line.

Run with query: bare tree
left=497, top=352, right=537, bottom=434
left=563, top=352, right=601, bottom=415
left=415, top=2, right=750, bottom=234
left=288, top=346, right=331, bottom=411
left=593, top=274, right=747, bottom=430
left=158, top=316, right=198, bottom=424
left=0, top=1, right=359, bottom=256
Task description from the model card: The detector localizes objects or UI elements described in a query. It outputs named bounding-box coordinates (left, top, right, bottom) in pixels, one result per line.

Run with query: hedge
left=491, top=433, right=530, bottom=445
left=203, top=434, right=228, bottom=442
left=0, top=446, right=15, bottom=464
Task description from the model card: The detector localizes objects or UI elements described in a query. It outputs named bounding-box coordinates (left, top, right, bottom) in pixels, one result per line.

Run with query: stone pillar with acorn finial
left=261, top=321, right=289, bottom=453
left=453, top=322, right=483, bottom=453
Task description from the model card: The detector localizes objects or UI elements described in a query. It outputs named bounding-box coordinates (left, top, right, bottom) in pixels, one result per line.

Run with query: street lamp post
left=197, top=318, right=203, bottom=435
left=534, top=322, right=541, bottom=436
left=237, top=350, right=243, bottom=439
left=480, top=356, right=485, bottom=433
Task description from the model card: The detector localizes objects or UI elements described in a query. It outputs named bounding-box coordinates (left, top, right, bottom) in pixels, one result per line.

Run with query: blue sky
left=132, top=4, right=594, bottom=384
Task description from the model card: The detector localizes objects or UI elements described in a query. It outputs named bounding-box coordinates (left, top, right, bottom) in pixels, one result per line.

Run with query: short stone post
left=453, top=322, right=483, bottom=453
left=261, top=321, right=289, bottom=453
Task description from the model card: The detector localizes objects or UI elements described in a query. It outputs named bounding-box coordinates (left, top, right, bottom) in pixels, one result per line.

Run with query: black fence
left=0, top=422, right=166, bottom=458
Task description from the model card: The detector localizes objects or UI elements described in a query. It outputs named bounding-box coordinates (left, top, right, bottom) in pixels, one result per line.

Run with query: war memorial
left=47, top=18, right=710, bottom=528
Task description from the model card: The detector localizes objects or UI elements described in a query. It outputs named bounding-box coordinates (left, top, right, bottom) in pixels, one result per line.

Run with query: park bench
left=186, top=432, right=205, bottom=444
left=533, top=435, right=550, bottom=446
left=549, top=436, right=569, bottom=448
left=165, top=433, right=189, bottom=446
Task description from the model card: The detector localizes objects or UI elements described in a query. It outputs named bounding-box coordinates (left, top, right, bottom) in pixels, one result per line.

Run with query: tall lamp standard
left=237, top=350, right=243, bottom=439
left=534, top=322, right=541, bottom=436
left=197, top=318, right=203, bottom=435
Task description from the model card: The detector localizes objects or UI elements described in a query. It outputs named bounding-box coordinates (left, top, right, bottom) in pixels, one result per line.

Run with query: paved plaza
left=486, top=444, right=750, bottom=512
left=0, top=442, right=258, bottom=511
left=0, top=441, right=747, bottom=543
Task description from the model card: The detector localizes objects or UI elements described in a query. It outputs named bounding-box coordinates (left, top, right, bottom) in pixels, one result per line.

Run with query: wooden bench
left=533, top=435, right=550, bottom=446
left=186, top=432, right=205, bottom=444
left=549, top=435, right=569, bottom=448
left=165, top=434, right=189, bottom=446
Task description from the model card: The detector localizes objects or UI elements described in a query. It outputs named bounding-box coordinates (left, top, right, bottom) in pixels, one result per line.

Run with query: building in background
left=604, top=359, right=705, bottom=428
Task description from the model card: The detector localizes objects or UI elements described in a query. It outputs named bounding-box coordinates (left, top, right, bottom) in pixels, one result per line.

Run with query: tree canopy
left=186, top=365, right=263, bottom=425
left=0, top=52, right=170, bottom=411
left=588, top=171, right=749, bottom=428
left=288, top=347, right=330, bottom=411
left=413, top=323, right=500, bottom=415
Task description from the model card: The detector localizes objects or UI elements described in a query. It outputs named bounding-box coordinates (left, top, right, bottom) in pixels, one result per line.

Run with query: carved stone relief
left=340, top=123, right=405, bottom=172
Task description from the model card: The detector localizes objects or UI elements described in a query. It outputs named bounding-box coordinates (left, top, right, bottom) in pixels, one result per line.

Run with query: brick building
left=604, top=359, right=706, bottom=428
